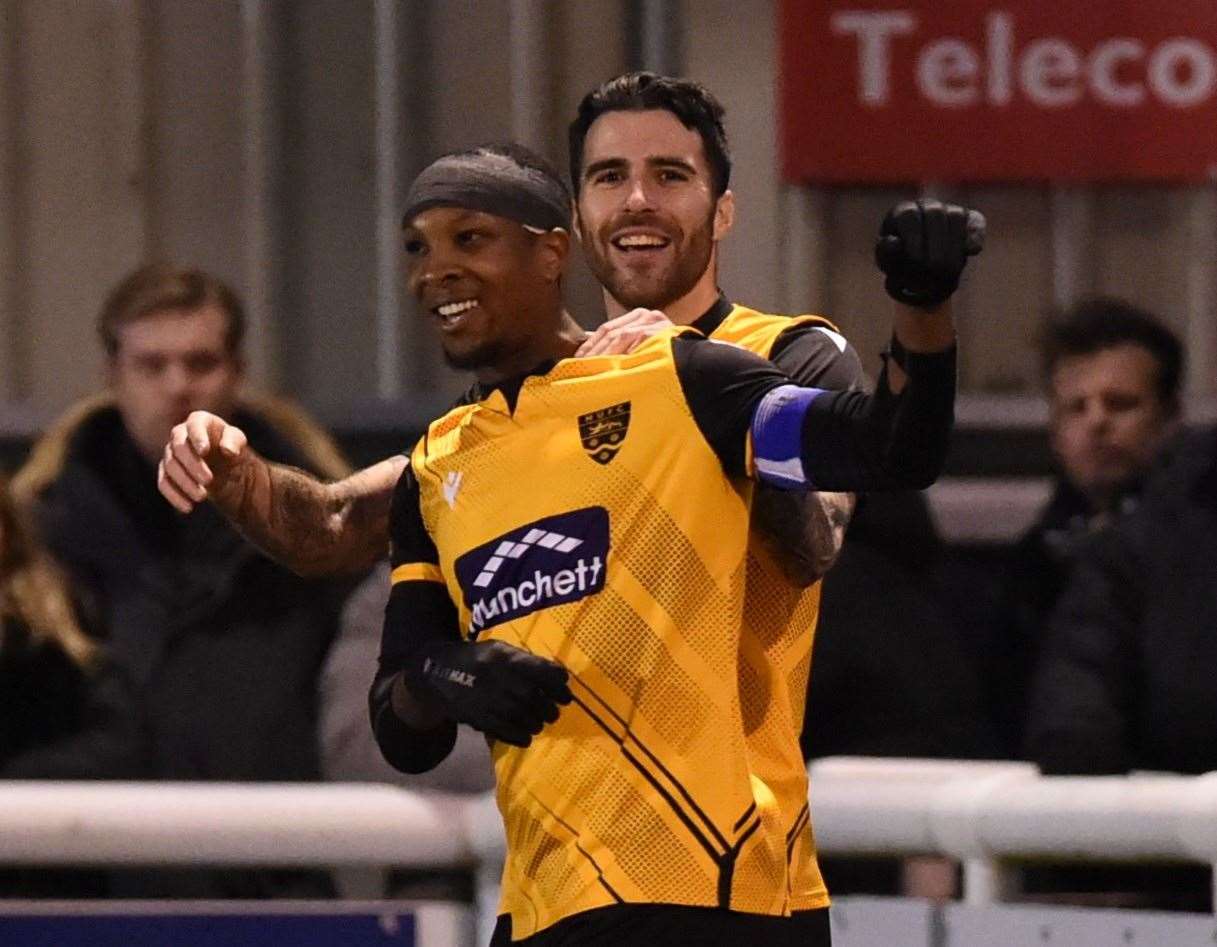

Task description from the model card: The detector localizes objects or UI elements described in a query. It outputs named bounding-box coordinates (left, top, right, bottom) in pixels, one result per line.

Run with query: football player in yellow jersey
left=368, top=146, right=976, bottom=946
left=570, top=74, right=865, bottom=590
left=564, top=72, right=904, bottom=921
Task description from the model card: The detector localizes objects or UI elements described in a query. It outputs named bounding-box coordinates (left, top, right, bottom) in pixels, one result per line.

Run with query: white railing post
left=462, top=789, right=506, bottom=944
left=962, top=857, right=1020, bottom=906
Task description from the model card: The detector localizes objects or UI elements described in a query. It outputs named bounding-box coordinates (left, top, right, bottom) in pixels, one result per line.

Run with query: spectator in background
left=0, top=473, right=137, bottom=898
left=12, top=263, right=355, bottom=898
left=1020, top=307, right=1208, bottom=911
left=0, top=472, right=134, bottom=782
left=989, top=298, right=1182, bottom=757
left=1026, top=421, right=1217, bottom=779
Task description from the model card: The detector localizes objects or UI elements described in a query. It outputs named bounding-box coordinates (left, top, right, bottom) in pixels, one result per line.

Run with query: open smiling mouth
left=611, top=233, right=671, bottom=252
left=434, top=298, right=479, bottom=330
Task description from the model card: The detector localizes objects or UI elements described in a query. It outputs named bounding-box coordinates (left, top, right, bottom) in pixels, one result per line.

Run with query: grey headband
left=401, top=151, right=570, bottom=233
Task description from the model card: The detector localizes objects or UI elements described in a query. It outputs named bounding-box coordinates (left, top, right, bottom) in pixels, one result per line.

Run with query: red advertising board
left=780, top=1, right=1217, bottom=183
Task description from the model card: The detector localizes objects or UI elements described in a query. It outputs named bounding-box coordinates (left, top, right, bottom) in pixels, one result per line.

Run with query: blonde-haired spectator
left=0, top=471, right=134, bottom=780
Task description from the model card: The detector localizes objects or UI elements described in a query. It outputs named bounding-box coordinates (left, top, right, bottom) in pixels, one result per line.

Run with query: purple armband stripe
left=750, top=384, right=826, bottom=490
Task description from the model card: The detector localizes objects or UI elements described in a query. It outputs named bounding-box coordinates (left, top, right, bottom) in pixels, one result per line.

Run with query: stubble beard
left=590, top=213, right=716, bottom=313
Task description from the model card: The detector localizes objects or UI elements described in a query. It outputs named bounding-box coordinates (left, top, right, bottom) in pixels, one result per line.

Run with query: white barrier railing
left=0, top=781, right=486, bottom=868
left=0, top=759, right=1213, bottom=913
left=808, top=757, right=1217, bottom=909
left=0, top=781, right=505, bottom=944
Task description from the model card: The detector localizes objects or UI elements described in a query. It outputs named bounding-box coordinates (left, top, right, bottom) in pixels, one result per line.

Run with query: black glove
left=875, top=199, right=985, bottom=308
left=408, top=638, right=573, bottom=748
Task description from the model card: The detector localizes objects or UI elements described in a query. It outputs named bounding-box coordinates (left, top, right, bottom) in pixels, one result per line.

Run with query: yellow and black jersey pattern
left=709, top=304, right=841, bottom=365
left=710, top=304, right=843, bottom=913
left=408, top=329, right=817, bottom=939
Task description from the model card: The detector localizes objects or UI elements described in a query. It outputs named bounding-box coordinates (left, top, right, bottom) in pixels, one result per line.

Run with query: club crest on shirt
left=578, top=401, right=631, bottom=465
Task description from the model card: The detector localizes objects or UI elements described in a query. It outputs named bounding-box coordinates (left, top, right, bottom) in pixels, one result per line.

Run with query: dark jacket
left=0, top=618, right=136, bottom=898
left=1026, top=427, right=1217, bottom=775
left=802, top=491, right=998, bottom=761
left=13, top=395, right=355, bottom=896
left=987, top=478, right=1141, bottom=757
left=0, top=617, right=136, bottom=780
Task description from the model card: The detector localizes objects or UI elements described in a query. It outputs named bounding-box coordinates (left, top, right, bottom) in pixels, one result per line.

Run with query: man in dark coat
left=13, top=264, right=354, bottom=897
left=1019, top=428, right=1217, bottom=912
left=999, top=300, right=1196, bottom=910
left=990, top=298, right=1182, bottom=757
left=1027, top=425, right=1217, bottom=777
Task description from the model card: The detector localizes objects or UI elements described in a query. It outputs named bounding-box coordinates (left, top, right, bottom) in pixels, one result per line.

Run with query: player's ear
left=536, top=228, right=570, bottom=282
left=571, top=206, right=584, bottom=244
left=713, top=189, right=735, bottom=241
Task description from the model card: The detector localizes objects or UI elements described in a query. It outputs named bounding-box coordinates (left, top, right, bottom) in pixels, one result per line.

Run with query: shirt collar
left=689, top=293, right=733, bottom=337
left=461, top=295, right=732, bottom=411
left=466, top=359, right=558, bottom=414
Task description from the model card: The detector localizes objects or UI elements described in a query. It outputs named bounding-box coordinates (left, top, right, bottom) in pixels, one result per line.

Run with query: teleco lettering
left=831, top=9, right=1217, bottom=110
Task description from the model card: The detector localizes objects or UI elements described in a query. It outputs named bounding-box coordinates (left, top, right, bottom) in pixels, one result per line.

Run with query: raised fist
left=875, top=199, right=985, bottom=309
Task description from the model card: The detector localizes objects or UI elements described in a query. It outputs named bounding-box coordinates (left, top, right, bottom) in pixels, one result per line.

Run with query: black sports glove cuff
left=884, top=335, right=958, bottom=375
left=882, top=269, right=958, bottom=309
left=403, top=639, right=476, bottom=700
left=370, top=682, right=458, bottom=774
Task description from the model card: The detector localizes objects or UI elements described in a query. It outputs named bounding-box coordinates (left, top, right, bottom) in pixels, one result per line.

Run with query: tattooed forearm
left=751, top=488, right=855, bottom=587
left=219, top=454, right=404, bottom=577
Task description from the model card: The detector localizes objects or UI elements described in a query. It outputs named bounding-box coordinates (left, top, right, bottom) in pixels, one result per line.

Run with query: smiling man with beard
left=570, top=74, right=866, bottom=588
left=565, top=71, right=980, bottom=909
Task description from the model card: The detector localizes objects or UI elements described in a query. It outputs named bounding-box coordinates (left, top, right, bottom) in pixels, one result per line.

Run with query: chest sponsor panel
left=453, top=506, right=610, bottom=638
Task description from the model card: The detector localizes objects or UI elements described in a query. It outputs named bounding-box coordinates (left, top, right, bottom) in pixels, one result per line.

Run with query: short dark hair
left=1041, top=296, right=1184, bottom=415
left=98, top=263, right=246, bottom=358
left=568, top=72, right=731, bottom=197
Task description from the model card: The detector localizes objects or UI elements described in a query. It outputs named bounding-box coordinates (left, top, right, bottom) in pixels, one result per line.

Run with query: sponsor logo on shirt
left=454, top=507, right=610, bottom=638
left=578, top=402, right=631, bottom=465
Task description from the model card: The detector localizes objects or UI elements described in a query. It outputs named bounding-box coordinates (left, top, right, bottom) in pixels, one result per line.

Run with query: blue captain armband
left=750, top=384, right=826, bottom=489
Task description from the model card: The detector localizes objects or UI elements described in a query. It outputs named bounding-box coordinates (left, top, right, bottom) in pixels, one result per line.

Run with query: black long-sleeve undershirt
left=669, top=334, right=955, bottom=490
